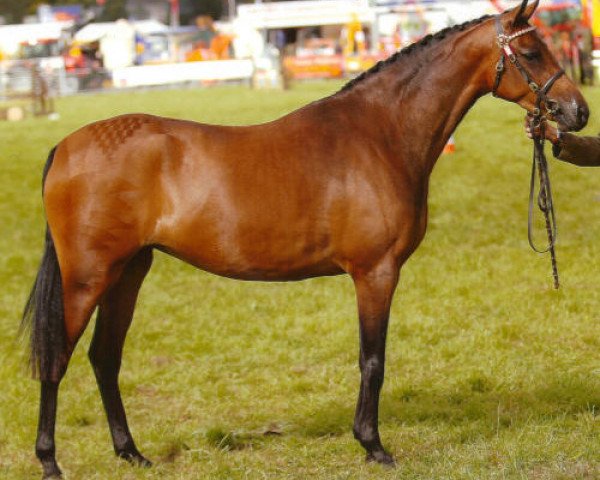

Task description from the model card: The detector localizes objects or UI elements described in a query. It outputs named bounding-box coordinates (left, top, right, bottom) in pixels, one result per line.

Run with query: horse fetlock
left=353, top=424, right=381, bottom=447
left=354, top=428, right=395, bottom=466
left=35, top=435, right=55, bottom=461
left=39, top=457, right=62, bottom=479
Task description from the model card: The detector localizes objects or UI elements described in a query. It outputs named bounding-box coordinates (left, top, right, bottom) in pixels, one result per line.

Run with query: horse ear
left=509, top=0, right=540, bottom=27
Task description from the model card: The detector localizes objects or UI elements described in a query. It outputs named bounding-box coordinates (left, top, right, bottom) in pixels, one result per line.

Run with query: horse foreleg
left=351, top=259, right=399, bottom=465
left=88, top=248, right=153, bottom=467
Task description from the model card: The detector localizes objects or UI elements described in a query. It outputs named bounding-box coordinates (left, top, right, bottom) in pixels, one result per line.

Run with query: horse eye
left=522, top=51, right=541, bottom=61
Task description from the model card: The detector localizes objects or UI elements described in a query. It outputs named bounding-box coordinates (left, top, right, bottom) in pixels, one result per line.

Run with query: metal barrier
left=0, top=58, right=114, bottom=118
left=0, top=57, right=264, bottom=120
left=0, top=58, right=71, bottom=100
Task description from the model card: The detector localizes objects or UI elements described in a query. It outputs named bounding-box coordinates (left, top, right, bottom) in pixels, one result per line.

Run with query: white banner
left=112, top=60, right=255, bottom=88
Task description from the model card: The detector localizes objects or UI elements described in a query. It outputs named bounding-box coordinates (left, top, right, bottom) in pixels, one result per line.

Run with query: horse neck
left=341, top=20, right=496, bottom=177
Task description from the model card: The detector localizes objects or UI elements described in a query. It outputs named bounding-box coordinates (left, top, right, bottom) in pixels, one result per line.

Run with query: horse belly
left=152, top=169, right=342, bottom=281
left=157, top=217, right=343, bottom=281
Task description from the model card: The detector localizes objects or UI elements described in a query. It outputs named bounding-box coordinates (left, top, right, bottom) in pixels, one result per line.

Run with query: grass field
left=1, top=82, right=599, bottom=479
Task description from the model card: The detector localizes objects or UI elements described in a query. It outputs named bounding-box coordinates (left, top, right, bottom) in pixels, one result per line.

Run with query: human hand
left=524, top=114, right=559, bottom=144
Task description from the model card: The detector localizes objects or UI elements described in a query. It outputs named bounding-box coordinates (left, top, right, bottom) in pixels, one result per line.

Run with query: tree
left=0, top=0, right=33, bottom=23
left=180, top=0, right=223, bottom=24
left=97, top=0, right=128, bottom=21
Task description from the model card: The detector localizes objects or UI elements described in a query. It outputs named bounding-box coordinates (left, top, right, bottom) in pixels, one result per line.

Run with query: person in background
left=525, top=116, right=600, bottom=167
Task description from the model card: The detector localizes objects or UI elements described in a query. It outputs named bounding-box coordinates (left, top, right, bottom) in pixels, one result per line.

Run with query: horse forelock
left=337, top=13, right=495, bottom=94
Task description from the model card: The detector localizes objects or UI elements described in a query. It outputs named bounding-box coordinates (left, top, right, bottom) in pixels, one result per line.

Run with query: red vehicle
left=63, top=42, right=105, bottom=90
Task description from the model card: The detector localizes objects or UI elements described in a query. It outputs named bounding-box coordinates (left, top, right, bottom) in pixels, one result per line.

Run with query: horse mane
left=338, top=14, right=495, bottom=93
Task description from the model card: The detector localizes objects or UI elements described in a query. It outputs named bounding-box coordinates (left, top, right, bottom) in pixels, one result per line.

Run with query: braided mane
left=338, top=14, right=495, bottom=93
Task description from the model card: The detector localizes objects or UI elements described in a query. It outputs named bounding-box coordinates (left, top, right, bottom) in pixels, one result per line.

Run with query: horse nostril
left=547, top=100, right=560, bottom=116
left=577, top=105, right=589, bottom=125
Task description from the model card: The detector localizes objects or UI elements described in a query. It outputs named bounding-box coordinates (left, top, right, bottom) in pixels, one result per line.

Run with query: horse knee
left=360, top=356, right=385, bottom=388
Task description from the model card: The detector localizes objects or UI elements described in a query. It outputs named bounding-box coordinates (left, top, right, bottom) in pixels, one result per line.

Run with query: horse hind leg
left=28, top=231, right=119, bottom=478
left=88, top=248, right=153, bottom=467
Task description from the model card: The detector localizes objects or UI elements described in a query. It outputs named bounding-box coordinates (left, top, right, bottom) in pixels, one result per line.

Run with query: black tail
left=21, top=147, right=65, bottom=381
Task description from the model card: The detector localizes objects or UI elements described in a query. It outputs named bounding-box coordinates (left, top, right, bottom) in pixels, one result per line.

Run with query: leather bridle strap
left=492, top=15, right=565, bottom=115
left=492, top=14, right=563, bottom=289
left=528, top=120, right=560, bottom=289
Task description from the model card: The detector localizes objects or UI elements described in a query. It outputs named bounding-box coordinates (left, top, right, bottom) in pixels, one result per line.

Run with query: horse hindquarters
left=26, top=145, right=153, bottom=478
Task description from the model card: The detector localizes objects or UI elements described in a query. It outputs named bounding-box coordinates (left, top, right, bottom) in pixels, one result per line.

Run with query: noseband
left=492, top=16, right=564, bottom=117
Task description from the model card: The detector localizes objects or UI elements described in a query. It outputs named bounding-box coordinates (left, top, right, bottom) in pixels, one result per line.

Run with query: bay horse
left=23, top=1, right=588, bottom=478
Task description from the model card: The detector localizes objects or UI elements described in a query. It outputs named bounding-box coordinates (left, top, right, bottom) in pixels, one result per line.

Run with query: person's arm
left=553, top=132, right=600, bottom=166
left=525, top=116, right=600, bottom=167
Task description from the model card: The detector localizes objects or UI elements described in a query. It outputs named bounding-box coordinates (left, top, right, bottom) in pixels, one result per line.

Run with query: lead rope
left=527, top=116, right=559, bottom=289
left=491, top=13, right=563, bottom=289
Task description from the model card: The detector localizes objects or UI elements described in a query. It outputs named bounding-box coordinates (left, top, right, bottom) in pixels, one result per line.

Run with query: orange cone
left=443, top=135, right=456, bottom=154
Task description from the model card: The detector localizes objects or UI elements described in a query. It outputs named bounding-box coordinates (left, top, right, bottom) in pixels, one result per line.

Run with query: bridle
left=492, top=15, right=563, bottom=289
left=492, top=15, right=564, bottom=117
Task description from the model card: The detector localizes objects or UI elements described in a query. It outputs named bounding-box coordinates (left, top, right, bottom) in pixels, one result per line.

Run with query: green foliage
left=0, top=0, right=30, bottom=23
left=1, top=83, right=599, bottom=479
left=182, top=0, right=223, bottom=23
left=97, top=0, right=127, bottom=22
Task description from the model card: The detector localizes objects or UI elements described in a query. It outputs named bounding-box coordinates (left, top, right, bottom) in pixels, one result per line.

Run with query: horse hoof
left=366, top=450, right=396, bottom=467
left=137, top=457, right=152, bottom=468
left=118, top=450, right=152, bottom=468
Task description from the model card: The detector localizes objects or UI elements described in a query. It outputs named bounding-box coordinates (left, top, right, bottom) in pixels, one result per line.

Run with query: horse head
left=491, top=0, right=588, bottom=132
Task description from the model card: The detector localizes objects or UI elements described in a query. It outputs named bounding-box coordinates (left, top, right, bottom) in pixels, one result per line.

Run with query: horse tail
left=21, top=146, right=65, bottom=381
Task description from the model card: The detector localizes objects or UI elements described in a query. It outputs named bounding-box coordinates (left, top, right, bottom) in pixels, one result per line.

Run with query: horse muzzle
left=550, top=98, right=589, bottom=132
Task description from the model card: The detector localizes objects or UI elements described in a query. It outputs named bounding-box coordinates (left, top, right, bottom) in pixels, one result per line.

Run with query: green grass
left=1, top=82, right=600, bottom=479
